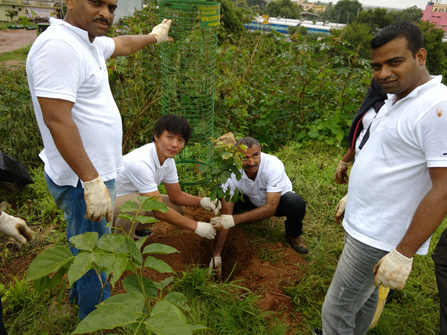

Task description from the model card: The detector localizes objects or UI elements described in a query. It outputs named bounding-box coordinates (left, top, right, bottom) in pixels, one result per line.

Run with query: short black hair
left=152, top=114, right=191, bottom=144
left=236, top=137, right=261, bottom=151
left=370, top=22, right=423, bottom=58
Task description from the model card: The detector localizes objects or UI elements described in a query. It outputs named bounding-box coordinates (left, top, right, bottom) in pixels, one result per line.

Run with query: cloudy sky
left=333, top=0, right=431, bottom=10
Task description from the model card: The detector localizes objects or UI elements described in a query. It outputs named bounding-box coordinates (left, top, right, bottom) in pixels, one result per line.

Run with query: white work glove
left=334, top=160, right=350, bottom=184
left=335, top=193, right=348, bottom=225
left=194, top=222, right=216, bottom=239
left=200, top=197, right=221, bottom=215
left=83, top=176, right=113, bottom=222
left=210, top=215, right=235, bottom=230
left=208, top=256, right=222, bottom=277
left=150, top=19, right=174, bottom=44
left=373, top=248, right=413, bottom=290
left=0, top=211, right=33, bottom=244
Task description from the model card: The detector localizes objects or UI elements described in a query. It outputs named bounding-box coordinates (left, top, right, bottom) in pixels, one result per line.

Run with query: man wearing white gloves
left=317, top=22, right=447, bottom=335
left=113, top=114, right=219, bottom=240
left=0, top=210, right=33, bottom=335
left=209, top=137, right=307, bottom=277
left=26, top=0, right=174, bottom=319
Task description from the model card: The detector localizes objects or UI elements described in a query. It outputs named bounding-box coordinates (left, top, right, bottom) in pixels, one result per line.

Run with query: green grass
left=0, top=45, right=31, bottom=62
left=0, top=22, right=10, bottom=30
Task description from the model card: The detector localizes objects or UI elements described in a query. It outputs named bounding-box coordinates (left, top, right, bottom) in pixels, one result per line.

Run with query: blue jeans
left=321, top=232, right=388, bottom=335
left=44, top=172, right=115, bottom=320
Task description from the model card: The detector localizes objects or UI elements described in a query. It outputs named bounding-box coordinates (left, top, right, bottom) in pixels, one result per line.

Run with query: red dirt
left=1, top=206, right=307, bottom=329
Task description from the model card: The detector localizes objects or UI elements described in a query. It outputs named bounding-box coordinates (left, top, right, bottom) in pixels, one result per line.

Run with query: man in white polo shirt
left=113, top=114, right=219, bottom=240
left=26, top=0, right=174, bottom=320
left=314, top=22, right=447, bottom=335
left=208, top=137, right=307, bottom=276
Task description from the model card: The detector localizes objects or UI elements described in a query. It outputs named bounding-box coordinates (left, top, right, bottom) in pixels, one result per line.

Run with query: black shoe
left=311, top=329, right=322, bottom=335
left=285, top=234, right=309, bottom=254
left=135, top=229, right=152, bottom=237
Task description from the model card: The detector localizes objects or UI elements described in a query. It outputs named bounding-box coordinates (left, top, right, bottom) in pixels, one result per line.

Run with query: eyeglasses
left=242, top=154, right=261, bottom=162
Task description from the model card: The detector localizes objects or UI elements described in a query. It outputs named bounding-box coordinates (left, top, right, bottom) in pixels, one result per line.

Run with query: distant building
left=422, top=0, right=447, bottom=33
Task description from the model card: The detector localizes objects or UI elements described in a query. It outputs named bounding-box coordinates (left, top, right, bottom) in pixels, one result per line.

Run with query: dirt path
left=0, top=29, right=37, bottom=68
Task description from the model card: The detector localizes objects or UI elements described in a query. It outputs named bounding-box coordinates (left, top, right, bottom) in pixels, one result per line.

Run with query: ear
left=65, top=0, right=75, bottom=10
left=416, top=48, right=427, bottom=66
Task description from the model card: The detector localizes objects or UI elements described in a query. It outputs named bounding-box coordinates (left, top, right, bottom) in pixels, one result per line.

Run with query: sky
left=333, top=0, right=431, bottom=10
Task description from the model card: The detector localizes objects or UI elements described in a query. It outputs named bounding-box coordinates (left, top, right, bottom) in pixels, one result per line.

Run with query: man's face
left=154, top=130, right=185, bottom=162
left=239, top=144, right=261, bottom=178
left=66, top=0, right=117, bottom=42
left=371, top=37, right=426, bottom=101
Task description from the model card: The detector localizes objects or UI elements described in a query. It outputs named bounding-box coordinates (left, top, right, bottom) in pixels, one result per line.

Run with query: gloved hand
left=0, top=211, right=33, bottom=244
left=150, top=19, right=174, bottom=44
left=210, top=215, right=235, bottom=230
left=195, top=222, right=216, bottom=239
left=335, top=193, right=348, bottom=225
left=334, top=160, right=350, bottom=184
left=208, top=256, right=222, bottom=277
left=83, top=176, right=113, bottom=222
left=200, top=197, right=221, bottom=215
left=373, top=248, right=413, bottom=290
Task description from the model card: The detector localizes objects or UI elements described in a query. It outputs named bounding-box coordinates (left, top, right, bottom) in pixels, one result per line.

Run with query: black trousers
left=234, top=191, right=306, bottom=237
left=0, top=294, right=7, bottom=335
left=433, top=228, right=447, bottom=335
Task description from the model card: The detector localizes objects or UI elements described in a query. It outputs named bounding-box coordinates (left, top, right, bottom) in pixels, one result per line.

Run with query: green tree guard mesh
left=159, top=0, right=220, bottom=189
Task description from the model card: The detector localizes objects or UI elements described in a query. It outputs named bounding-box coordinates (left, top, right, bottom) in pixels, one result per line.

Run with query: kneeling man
left=209, top=137, right=307, bottom=275
left=113, top=114, right=219, bottom=240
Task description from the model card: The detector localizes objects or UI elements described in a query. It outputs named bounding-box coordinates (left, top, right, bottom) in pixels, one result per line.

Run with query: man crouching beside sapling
left=209, top=137, right=307, bottom=277
left=113, top=114, right=220, bottom=240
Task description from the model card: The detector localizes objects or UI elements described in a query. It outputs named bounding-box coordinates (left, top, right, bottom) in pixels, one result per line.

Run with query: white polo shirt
left=26, top=18, right=123, bottom=187
left=344, top=76, right=447, bottom=255
left=222, top=153, right=293, bottom=207
left=115, top=143, right=179, bottom=197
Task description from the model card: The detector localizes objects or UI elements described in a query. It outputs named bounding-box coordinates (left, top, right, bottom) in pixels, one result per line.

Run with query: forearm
left=112, top=34, right=157, bottom=56
left=170, top=192, right=202, bottom=207
left=154, top=207, right=197, bottom=231
left=397, top=189, right=447, bottom=258
left=233, top=205, right=275, bottom=225
left=341, top=148, right=355, bottom=163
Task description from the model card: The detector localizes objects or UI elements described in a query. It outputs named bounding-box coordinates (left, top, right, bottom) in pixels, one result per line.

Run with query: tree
left=332, top=0, right=362, bottom=24
left=5, top=9, right=18, bottom=23
left=390, top=5, right=423, bottom=23
left=216, top=0, right=247, bottom=42
left=417, top=20, right=447, bottom=78
left=331, top=22, right=372, bottom=59
left=355, top=8, right=393, bottom=29
left=246, top=0, right=267, bottom=11
left=263, top=0, right=301, bottom=19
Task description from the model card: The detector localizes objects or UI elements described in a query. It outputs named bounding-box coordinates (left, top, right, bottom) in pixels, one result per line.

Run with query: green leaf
left=67, top=252, right=100, bottom=286
left=164, top=292, right=190, bottom=312
left=144, top=256, right=173, bottom=273
left=27, top=246, right=74, bottom=280
left=221, top=151, right=232, bottom=159
left=143, top=243, right=179, bottom=255
left=140, top=199, right=169, bottom=213
left=211, top=169, right=221, bottom=175
left=307, top=129, right=319, bottom=138
left=135, top=236, right=148, bottom=250
left=210, top=186, right=218, bottom=201
left=151, top=300, right=187, bottom=322
left=98, top=252, right=128, bottom=286
left=101, top=291, right=146, bottom=311
left=122, top=274, right=157, bottom=298
left=72, top=300, right=144, bottom=334
left=189, top=324, right=209, bottom=333
left=217, top=189, right=225, bottom=200
left=198, top=164, right=209, bottom=172
left=128, top=237, right=143, bottom=265
left=118, top=213, right=135, bottom=222
left=69, top=232, right=98, bottom=251
left=136, top=215, right=158, bottom=224
left=119, top=200, right=138, bottom=213
left=219, top=173, right=228, bottom=184
left=154, top=276, right=174, bottom=290
left=96, top=234, right=126, bottom=253
left=33, top=275, right=50, bottom=293
left=49, top=268, right=67, bottom=290
left=145, top=301, right=191, bottom=335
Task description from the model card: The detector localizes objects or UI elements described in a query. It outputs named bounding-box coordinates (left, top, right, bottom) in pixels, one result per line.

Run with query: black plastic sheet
left=0, top=152, right=34, bottom=186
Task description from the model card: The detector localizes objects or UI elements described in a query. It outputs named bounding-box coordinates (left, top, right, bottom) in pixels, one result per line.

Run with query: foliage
left=354, top=8, right=393, bottom=30
left=263, top=0, right=301, bottom=19
left=332, top=0, right=362, bottom=24
left=216, top=0, right=248, bottom=43
left=0, top=277, right=41, bottom=313
left=389, top=5, right=423, bottom=23
left=19, top=16, right=32, bottom=28
left=331, top=22, right=373, bottom=60
left=5, top=9, right=18, bottom=22
left=288, top=25, right=307, bottom=36
left=26, top=196, right=207, bottom=334
left=417, top=20, right=447, bottom=80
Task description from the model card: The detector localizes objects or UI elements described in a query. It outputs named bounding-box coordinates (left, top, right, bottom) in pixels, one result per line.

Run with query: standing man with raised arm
left=26, top=0, right=173, bottom=319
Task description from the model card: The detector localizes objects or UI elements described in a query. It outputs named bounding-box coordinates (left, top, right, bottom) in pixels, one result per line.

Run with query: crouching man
left=113, top=114, right=219, bottom=240
left=209, top=137, right=307, bottom=276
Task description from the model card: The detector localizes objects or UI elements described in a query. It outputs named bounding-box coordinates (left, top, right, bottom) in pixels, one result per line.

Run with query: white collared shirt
left=115, top=143, right=179, bottom=197
left=345, top=76, right=447, bottom=255
left=222, top=152, right=293, bottom=207
left=26, top=18, right=123, bottom=187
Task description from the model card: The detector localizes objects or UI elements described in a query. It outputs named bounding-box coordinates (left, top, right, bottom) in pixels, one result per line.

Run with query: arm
left=334, top=148, right=354, bottom=184
left=164, top=182, right=202, bottom=207
left=232, top=192, right=281, bottom=225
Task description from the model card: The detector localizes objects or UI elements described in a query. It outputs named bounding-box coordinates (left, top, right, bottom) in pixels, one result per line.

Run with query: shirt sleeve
left=266, top=157, right=286, bottom=193
left=163, top=162, right=179, bottom=184
left=125, top=160, right=159, bottom=194
left=97, top=36, right=115, bottom=60
left=416, top=101, right=447, bottom=168
left=30, top=39, right=83, bottom=103
left=222, top=174, right=238, bottom=195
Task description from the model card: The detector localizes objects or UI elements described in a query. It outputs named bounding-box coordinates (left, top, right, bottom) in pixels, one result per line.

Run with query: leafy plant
left=26, top=196, right=207, bottom=334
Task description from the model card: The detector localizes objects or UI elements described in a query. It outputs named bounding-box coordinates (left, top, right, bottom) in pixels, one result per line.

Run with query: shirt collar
left=150, top=142, right=170, bottom=169
left=49, top=17, right=94, bottom=45
left=386, top=75, right=442, bottom=105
